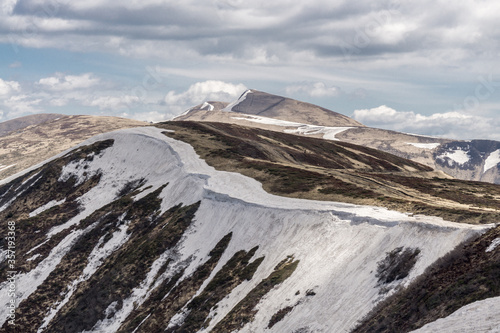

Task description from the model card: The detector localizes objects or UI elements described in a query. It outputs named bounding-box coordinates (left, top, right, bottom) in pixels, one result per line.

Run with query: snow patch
left=406, top=143, right=441, bottom=149
left=201, top=102, right=214, bottom=111
left=232, top=114, right=351, bottom=141
left=0, top=164, right=15, bottom=173
left=437, top=148, right=471, bottom=167
left=285, top=125, right=352, bottom=141
left=29, top=198, right=66, bottom=217
left=26, top=253, right=41, bottom=262
left=483, top=149, right=500, bottom=173
left=232, top=115, right=304, bottom=127
left=486, top=237, right=500, bottom=253
left=223, top=89, right=253, bottom=111
left=410, top=296, right=500, bottom=333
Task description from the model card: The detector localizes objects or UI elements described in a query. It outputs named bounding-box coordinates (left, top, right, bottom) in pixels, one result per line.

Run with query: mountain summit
left=174, top=89, right=364, bottom=128
left=224, top=89, right=364, bottom=127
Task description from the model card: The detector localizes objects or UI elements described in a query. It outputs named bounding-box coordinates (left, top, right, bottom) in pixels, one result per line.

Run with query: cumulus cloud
left=38, top=73, right=100, bottom=91
left=353, top=105, right=500, bottom=140
left=0, top=78, right=20, bottom=96
left=164, top=80, right=247, bottom=113
left=286, top=82, right=341, bottom=97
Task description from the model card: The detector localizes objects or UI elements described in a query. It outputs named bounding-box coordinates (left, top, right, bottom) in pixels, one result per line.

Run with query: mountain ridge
left=0, top=126, right=491, bottom=332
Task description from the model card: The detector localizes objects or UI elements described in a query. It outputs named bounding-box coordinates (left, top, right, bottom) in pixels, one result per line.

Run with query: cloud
left=0, top=78, right=20, bottom=96
left=38, top=73, right=100, bottom=91
left=2, top=0, right=499, bottom=71
left=83, top=95, right=141, bottom=111
left=286, top=82, right=341, bottom=97
left=127, top=111, right=170, bottom=123
left=353, top=105, right=500, bottom=140
left=164, top=80, right=247, bottom=113
left=3, top=94, right=43, bottom=116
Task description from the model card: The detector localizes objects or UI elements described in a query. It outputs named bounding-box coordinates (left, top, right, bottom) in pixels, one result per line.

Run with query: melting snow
left=486, top=237, right=500, bottom=253
left=285, top=125, right=352, bottom=141
left=29, top=199, right=66, bottom=217
left=406, top=143, right=441, bottom=149
left=410, top=296, right=500, bottom=333
left=437, top=148, right=471, bottom=167
left=484, top=149, right=500, bottom=173
left=0, top=164, right=15, bottom=173
left=232, top=115, right=352, bottom=141
left=26, top=253, right=42, bottom=262
left=223, top=89, right=253, bottom=111
left=200, top=102, right=215, bottom=111
left=37, top=217, right=131, bottom=332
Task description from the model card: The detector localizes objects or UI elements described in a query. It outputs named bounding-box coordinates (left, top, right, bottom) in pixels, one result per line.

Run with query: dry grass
left=159, top=121, right=500, bottom=224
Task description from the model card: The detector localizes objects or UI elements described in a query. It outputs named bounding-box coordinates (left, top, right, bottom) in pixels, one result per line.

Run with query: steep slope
left=0, top=115, right=147, bottom=180
left=0, top=127, right=489, bottom=333
left=354, top=223, right=500, bottom=333
left=0, top=114, right=63, bottom=137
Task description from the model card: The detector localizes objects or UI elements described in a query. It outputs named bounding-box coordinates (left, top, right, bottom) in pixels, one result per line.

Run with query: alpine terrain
left=1, top=91, right=500, bottom=333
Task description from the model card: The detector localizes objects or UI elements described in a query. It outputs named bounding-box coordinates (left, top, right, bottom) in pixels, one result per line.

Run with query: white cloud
left=0, top=79, right=20, bottom=96
left=38, top=73, right=100, bottom=91
left=164, top=80, right=247, bottom=113
left=84, top=95, right=141, bottom=111
left=353, top=105, right=500, bottom=140
left=4, top=95, right=43, bottom=116
left=128, top=111, right=170, bottom=123
left=286, top=82, right=341, bottom=97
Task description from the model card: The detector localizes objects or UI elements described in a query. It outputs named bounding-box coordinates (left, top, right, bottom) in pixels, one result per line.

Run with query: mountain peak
left=222, top=89, right=364, bottom=127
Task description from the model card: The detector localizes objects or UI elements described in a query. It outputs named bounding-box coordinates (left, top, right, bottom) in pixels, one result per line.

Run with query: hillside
left=174, top=91, right=500, bottom=184
left=0, top=114, right=63, bottom=138
left=0, top=115, right=147, bottom=180
left=160, top=121, right=500, bottom=224
left=0, top=126, right=495, bottom=332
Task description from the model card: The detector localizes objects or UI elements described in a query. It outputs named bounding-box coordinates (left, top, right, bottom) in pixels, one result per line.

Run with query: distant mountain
left=175, top=90, right=500, bottom=184
left=0, top=115, right=147, bottom=180
left=175, top=89, right=364, bottom=127
left=0, top=114, right=63, bottom=137
left=1, top=125, right=498, bottom=332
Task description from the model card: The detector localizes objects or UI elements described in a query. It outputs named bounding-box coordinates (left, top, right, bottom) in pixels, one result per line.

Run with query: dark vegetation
left=212, top=255, right=300, bottom=332
left=268, top=306, right=294, bottom=328
left=159, top=121, right=500, bottom=224
left=376, top=247, right=420, bottom=286
left=0, top=139, right=114, bottom=284
left=354, top=225, right=500, bottom=333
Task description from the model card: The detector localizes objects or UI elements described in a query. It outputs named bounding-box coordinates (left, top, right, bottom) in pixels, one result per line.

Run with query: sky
left=0, top=0, right=499, bottom=140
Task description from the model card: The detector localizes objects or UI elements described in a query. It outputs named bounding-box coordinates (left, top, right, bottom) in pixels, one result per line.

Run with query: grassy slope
left=159, top=121, right=500, bottom=224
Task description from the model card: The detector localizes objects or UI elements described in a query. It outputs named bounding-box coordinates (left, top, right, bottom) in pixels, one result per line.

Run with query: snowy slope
left=409, top=296, right=500, bottom=333
left=484, top=149, right=500, bottom=173
left=0, top=127, right=489, bottom=332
